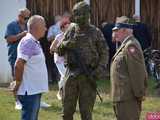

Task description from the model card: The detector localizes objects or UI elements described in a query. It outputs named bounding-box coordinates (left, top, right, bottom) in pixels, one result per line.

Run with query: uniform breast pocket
left=114, top=54, right=125, bottom=70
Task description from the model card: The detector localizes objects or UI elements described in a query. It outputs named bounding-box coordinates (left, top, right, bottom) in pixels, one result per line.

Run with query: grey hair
left=18, top=8, right=30, bottom=16
left=27, top=15, right=45, bottom=32
left=126, top=28, right=133, bottom=33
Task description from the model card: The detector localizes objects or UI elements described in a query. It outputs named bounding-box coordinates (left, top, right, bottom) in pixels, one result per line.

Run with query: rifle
left=70, top=48, right=103, bottom=102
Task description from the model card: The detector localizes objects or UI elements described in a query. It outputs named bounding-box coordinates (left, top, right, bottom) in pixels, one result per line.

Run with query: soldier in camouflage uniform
left=111, top=16, right=148, bottom=120
left=58, top=1, right=109, bottom=120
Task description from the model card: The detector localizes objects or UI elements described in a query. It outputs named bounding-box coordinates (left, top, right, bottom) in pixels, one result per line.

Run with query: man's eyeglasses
left=20, top=15, right=29, bottom=20
left=24, top=17, right=29, bottom=20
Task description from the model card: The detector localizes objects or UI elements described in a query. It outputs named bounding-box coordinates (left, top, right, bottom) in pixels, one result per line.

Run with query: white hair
left=27, top=15, right=45, bottom=32
left=126, top=28, right=133, bottom=34
left=121, top=28, right=133, bottom=38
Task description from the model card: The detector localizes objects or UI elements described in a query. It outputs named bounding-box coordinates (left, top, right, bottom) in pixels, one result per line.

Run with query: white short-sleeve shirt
left=17, top=33, right=48, bottom=95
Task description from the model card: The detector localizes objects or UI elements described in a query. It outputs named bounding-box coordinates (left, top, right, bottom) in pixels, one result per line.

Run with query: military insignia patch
left=128, top=46, right=136, bottom=54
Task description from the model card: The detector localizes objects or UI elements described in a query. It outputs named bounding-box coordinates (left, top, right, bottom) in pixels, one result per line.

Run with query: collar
left=26, top=33, right=40, bottom=44
left=16, top=20, right=27, bottom=31
left=121, top=35, right=133, bottom=45
left=112, top=35, right=133, bottom=60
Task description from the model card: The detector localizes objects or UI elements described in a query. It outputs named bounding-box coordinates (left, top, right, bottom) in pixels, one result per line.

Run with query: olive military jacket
left=111, top=35, right=148, bottom=102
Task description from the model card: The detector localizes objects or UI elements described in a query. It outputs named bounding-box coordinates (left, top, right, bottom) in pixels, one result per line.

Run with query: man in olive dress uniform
left=110, top=16, right=148, bottom=120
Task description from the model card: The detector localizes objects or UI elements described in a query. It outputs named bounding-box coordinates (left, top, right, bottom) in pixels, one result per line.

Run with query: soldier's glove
left=63, top=40, right=76, bottom=48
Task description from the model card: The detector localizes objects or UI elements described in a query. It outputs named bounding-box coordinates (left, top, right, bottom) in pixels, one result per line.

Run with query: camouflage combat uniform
left=58, top=2, right=109, bottom=120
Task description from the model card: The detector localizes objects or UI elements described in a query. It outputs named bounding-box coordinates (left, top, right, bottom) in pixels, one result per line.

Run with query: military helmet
left=72, top=1, right=90, bottom=25
left=72, top=1, right=90, bottom=14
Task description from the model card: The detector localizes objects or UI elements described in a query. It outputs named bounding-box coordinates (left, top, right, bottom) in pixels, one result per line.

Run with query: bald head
left=27, top=15, right=45, bottom=31
left=27, top=15, right=46, bottom=39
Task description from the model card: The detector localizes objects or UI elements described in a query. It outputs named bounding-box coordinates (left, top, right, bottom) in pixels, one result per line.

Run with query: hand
left=136, top=96, right=145, bottom=101
left=21, top=31, right=27, bottom=36
left=8, top=81, right=16, bottom=97
left=12, top=81, right=21, bottom=97
left=13, top=89, right=17, bottom=97
left=13, top=85, right=19, bottom=97
left=63, top=40, right=76, bottom=48
left=9, top=81, right=16, bottom=91
left=142, top=96, right=146, bottom=101
left=50, top=50, right=54, bottom=54
left=17, top=31, right=27, bottom=41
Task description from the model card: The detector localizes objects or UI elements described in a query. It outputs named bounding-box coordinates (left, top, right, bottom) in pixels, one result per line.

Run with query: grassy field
left=0, top=78, right=160, bottom=120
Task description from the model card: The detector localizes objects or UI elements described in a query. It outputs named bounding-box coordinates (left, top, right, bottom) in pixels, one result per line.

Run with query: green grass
left=0, top=78, right=160, bottom=120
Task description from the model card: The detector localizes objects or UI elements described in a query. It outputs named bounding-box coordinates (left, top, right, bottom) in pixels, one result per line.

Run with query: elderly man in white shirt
left=13, top=15, right=48, bottom=120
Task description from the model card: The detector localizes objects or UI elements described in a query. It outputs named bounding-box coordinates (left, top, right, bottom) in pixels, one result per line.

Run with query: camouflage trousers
left=113, top=99, right=141, bottom=120
left=62, top=74, right=96, bottom=120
